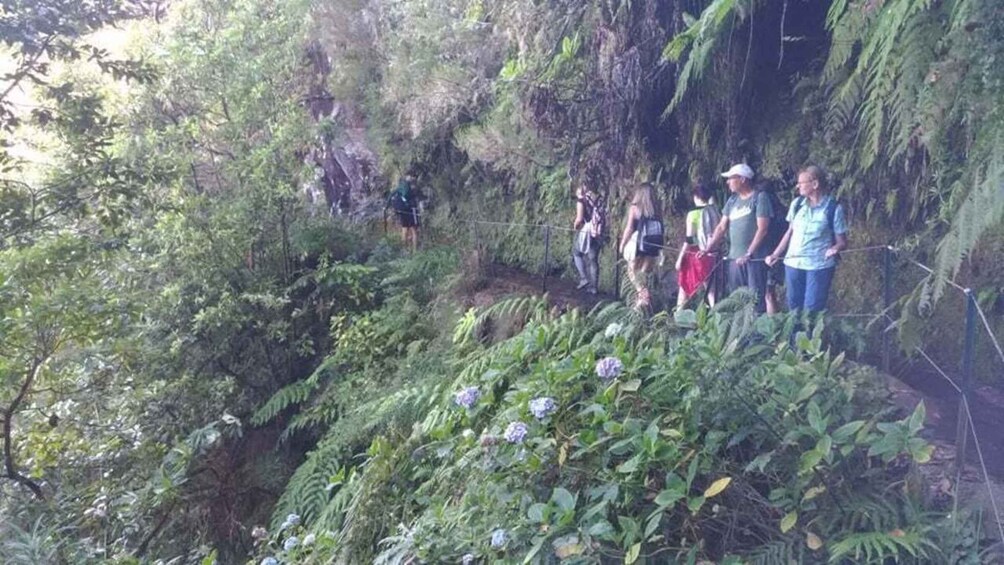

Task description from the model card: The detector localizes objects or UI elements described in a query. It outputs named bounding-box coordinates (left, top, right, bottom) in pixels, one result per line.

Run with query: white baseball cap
left=720, top=163, right=754, bottom=180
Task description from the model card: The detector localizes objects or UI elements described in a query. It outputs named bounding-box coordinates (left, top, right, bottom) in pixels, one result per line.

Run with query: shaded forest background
left=1, top=0, right=1003, bottom=563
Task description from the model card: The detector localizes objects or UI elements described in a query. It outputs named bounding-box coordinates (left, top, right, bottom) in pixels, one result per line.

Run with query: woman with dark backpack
left=619, top=182, right=664, bottom=311
left=572, top=182, right=605, bottom=294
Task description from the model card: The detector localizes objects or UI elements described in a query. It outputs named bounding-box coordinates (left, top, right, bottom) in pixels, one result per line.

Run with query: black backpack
left=389, top=191, right=413, bottom=214
left=761, top=190, right=789, bottom=252
left=636, top=216, right=664, bottom=257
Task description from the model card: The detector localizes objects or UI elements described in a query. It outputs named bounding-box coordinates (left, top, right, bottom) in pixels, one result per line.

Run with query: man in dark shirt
left=700, top=164, right=773, bottom=313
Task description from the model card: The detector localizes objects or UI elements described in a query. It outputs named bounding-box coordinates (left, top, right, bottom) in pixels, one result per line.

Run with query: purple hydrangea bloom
left=490, top=528, right=508, bottom=548
left=503, top=422, right=529, bottom=444
left=454, top=386, right=481, bottom=409
left=528, top=397, right=557, bottom=420
left=595, top=356, right=624, bottom=381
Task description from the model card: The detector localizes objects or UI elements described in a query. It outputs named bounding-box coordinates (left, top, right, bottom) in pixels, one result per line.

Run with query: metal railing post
left=954, top=288, right=978, bottom=472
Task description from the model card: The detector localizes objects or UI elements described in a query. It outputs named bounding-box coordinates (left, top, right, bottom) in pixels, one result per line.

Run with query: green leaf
left=908, top=401, right=926, bottom=434
left=800, top=449, right=824, bottom=473
left=588, top=520, right=615, bottom=538
left=528, top=502, right=548, bottom=523
left=832, top=420, right=865, bottom=443
left=552, top=487, right=576, bottom=512
left=625, top=542, right=641, bottom=564
left=795, top=382, right=819, bottom=404
left=807, top=401, right=826, bottom=435
left=781, top=511, right=798, bottom=533
left=802, top=485, right=827, bottom=501
left=644, top=511, right=663, bottom=539
left=618, top=454, right=641, bottom=474
left=687, top=495, right=705, bottom=514
left=654, top=488, right=685, bottom=508
left=620, top=378, right=642, bottom=392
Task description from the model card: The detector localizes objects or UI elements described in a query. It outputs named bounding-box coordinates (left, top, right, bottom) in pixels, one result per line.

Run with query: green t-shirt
left=721, top=191, right=773, bottom=260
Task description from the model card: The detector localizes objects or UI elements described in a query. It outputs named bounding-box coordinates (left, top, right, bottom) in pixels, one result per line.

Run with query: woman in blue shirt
left=765, top=165, right=848, bottom=313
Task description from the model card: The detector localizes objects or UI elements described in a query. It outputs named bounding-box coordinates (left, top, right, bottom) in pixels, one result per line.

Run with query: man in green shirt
left=700, top=164, right=773, bottom=313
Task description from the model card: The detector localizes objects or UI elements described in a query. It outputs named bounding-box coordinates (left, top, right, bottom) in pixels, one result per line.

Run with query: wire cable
left=961, top=395, right=1004, bottom=543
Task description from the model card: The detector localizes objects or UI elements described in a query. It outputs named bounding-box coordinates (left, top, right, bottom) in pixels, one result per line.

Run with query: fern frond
left=249, top=356, right=333, bottom=426
left=827, top=528, right=938, bottom=563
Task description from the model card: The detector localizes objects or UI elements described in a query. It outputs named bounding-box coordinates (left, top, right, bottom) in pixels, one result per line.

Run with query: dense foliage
left=1, top=0, right=1002, bottom=563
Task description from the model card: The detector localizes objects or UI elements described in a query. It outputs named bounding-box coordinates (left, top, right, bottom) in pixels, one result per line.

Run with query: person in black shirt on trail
left=387, top=174, right=424, bottom=252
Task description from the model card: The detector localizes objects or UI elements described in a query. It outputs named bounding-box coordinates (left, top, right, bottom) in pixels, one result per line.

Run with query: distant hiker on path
left=619, top=182, right=664, bottom=311
left=387, top=174, right=424, bottom=252
left=700, top=164, right=773, bottom=313
left=572, top=181, right=606, bottom=295
left=675, top=182, right=724, bottom=309
left=766, top=165, right=848, bottom=313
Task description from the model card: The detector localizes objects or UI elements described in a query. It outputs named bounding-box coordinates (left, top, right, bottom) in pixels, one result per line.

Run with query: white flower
left=303, top=533, right=316, bottom=546
left=604, top=322, right=624, bottom=338
left=260, top=558, right=279, bottom=565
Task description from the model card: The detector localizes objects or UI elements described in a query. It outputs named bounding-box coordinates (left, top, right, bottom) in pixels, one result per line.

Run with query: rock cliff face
left=301, top=41, right=381, bottom=219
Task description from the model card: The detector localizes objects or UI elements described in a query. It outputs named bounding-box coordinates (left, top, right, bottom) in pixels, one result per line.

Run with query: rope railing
left=915, top=345, right=1004, bottom=542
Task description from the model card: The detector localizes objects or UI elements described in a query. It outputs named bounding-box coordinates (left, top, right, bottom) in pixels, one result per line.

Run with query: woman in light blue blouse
left=765, top=165, right=848, bottom=313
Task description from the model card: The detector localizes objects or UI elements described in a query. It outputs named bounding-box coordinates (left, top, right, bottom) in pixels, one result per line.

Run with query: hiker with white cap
left=699, top=163, right=774, bottom=313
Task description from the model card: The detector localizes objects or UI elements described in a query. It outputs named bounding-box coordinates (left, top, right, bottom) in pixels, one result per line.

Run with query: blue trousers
left=785, top=266, right=835, bottom=313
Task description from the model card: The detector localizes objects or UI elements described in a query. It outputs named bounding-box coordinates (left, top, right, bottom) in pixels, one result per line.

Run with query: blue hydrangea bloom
left=454, top=386, right=481, bottom=409
left=280, top=512, right=301, bottom=531
left=528, top=397, right=556, bottom=419
left=490, top=528, right=508, bottom=548
left=503, top=422, right=528, bottom=444
left=260, top=558, right=279, bottom=565
left=283, top=536, right=299, bottom=551
left=595, top=356, right=623, bottom=381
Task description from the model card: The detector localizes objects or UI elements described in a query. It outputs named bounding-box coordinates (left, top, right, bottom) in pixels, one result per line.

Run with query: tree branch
left=2, top=357, right=47, bottom=499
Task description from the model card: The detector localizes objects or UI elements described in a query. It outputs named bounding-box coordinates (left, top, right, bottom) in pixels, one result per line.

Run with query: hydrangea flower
left=503, top=422, right=528, bottom=444
left=462, top=553, right=476, bottom=564
left=490, top=528, right=508, bottom=548
left=303, top=533, right=316, bottom=546
left=283, top=536, right=300, bottom=551
left=280, top=513, right=301, bottom=531
left=604, top=322, right=624, bottom=338
left=528, top=397, right=557, bottom=420
left=595, top=356, right=624, bottom=381
left=251, top=525, right=268, bottom=540
left=454, top=386, right=481, bottom=409
left=260, top=558, right=279, bottom=565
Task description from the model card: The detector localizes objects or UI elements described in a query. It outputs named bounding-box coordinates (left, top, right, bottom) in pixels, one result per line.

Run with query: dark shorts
left=396, top=209, right=419, bottom=228
left=726, top=259, right=768, bottom=313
